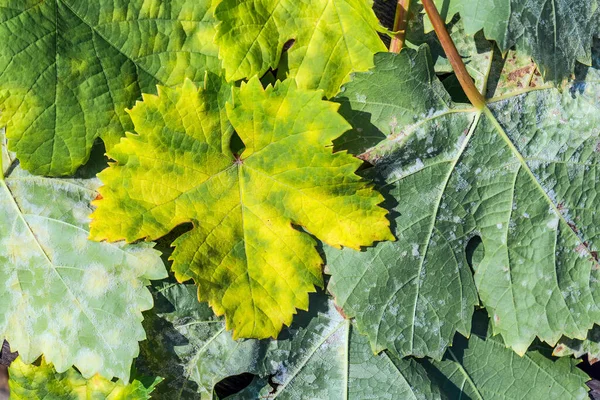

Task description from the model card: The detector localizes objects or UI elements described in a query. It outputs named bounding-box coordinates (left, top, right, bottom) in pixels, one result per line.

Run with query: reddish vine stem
left=421, top=0, right=486, bottom=109
left=389, top=0, right=410, bottom=53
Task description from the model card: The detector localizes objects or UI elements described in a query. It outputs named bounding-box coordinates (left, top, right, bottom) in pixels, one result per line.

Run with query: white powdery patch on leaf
left=0, top=164, right=167, bottom=381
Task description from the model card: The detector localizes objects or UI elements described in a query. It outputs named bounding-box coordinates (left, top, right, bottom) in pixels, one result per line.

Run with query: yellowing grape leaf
left=0, top=131, right=167, bottom=381
left=0, top=0, right=220, bottom=176
left=90, top=77, right=393, bottom=339
left=9, top=356, right=161, bottom=400
left=214, top=0, right=386, bottom=97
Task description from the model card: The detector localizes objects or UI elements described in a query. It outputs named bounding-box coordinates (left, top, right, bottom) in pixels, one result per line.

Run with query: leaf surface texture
left=90, top=77, right=393, bottom=339
left=431, top=0, right=599, bottom=80
left=215, top=0, right=386, bottom=97
left=328, top=45, right=600, bottom=357
left=0, top=0, right=220, bottom=175
left=9, top=356, right=161, bottom=400
left=137, top=283, right=265, bottom=400
left=0, top=132, right=167, bottom=380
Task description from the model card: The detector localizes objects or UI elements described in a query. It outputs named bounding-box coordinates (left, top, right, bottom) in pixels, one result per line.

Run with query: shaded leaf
left=554, top=325, right=600, bottom=364
left=423, top=312, right=589, bottom=400
left=328, top=47, right=479, bottom=360
left=0, top=132, right=167, bottom=381
left=214, top=0, right=386, bottom=97
left=256, top=292, right=444, bottom=400
left=136, top=283, right=265, bottom=400
left=9, top=356, right=161, bottom=399
left=412, top=18, right=493, bottom=94
left=405, top=6, right=544, bottom=100
left=0, top=0, right=220, bottom=175
left=431, top=0, right=599, bottom=81
left=328, top=44, right=600, bottom=357
left=138, top=283, right=443, bottom=399
left=217, top=376, right=269, bottom=400
left=90, top=76, right=392, bottom=339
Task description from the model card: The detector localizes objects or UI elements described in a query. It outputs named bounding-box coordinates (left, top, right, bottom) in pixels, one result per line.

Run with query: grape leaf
left=137, top=284, right=590, bottom=399
left=9, top=356, right=161, bottom=400
left=89, top=76, right=393, bottom=339
left=255, top=293, right=444, bottom=400
left=0, top=0, right=220, bottom=176
left=136, top=283, right=266, bottom=400
left=214, top=0, right=386, bottom=97
left=327, top=44, right=600, bottom=357
left=136, top=283, right=590, bottom=399
left=406, top=15, right=494, bottom=95
left=485, top=49, right=546, bottom=99
left=431, top=0, right=599, bottom=81
left=423, top=312, right=589, bottom=400
left=0, top=133, right=167, bottom=381
left=404, top=7, right=545, bottom=101
left=328, top=47, right=479, bottom=360
left=554, top=325, right=600, bottom=364
left=140, top=283, right=444, bottom=400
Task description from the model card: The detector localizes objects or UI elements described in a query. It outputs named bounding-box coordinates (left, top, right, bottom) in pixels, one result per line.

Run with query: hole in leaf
left=282, top=39, right=295, bottom=52
left=0, top=341, right=17, bottom=367
left=230, top=131, right=245, bottom=157
left=580, top=354, right=600, bottom=382
left=214, top=372, right=256, bottom=398
left=75, top=138, right=109, bottom=178
left=465, top=235, right=484, bottom=271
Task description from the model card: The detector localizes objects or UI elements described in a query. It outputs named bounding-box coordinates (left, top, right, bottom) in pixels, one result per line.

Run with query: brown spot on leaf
left=567, top=221, right=579, bottom=234
left=334, top=303, right=348, bottom=319
left=554, top=344, right=565, bottom=353
left=507, top=66, right=533, bottom=83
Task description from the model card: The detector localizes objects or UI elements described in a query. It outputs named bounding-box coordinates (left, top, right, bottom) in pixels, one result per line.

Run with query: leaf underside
left=327, top=45, right=600, bottom=359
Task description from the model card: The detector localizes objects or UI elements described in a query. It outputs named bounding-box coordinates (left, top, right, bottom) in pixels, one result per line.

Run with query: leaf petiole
left=421, top=0, right=486, bottom=109
left=389, top=0, right=411, bottom=53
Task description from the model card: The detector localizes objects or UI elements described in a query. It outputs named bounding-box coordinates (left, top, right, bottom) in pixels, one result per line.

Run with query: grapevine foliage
left=89, top=76, right=392, bottom=339
left=329, top=45, right=600, bottom=358
left=0, top=0, right=599, bottom=398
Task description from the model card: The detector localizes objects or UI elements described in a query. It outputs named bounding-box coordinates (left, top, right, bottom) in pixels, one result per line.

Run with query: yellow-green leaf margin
left=89, top=77, right=393, bottom=339
left=9, top=356, right=161, bottom=400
